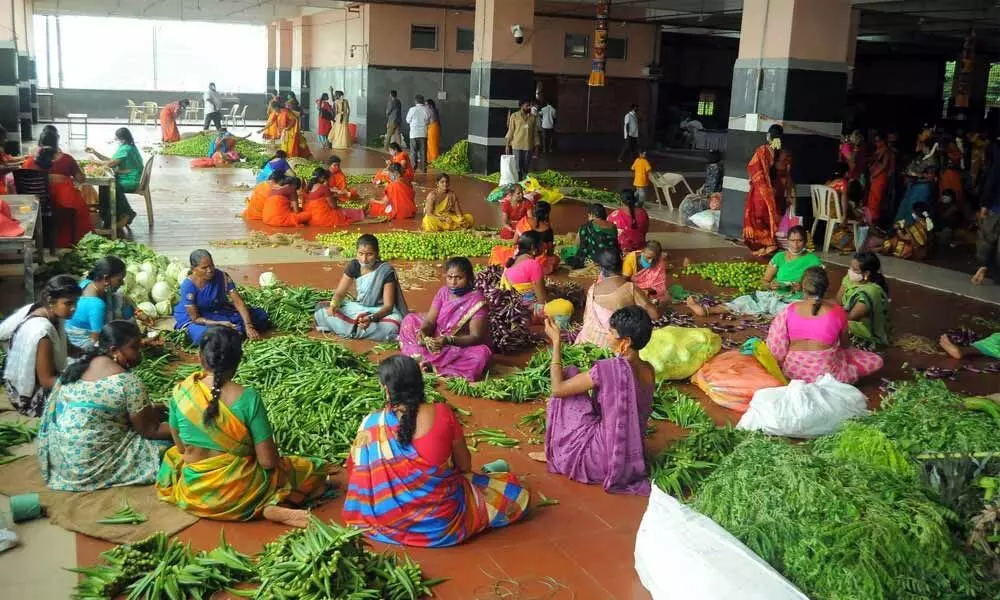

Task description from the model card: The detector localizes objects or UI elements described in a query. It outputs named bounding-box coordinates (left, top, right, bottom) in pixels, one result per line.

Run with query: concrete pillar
left=468, top=0, right=535, bottom=173
left=266, top=23, right=277, bottom=93
left=720, top=0, right=853, bottom=238
left=275, top=20, right=293, bottom=98
left=291, top=16, right=310, bottom=131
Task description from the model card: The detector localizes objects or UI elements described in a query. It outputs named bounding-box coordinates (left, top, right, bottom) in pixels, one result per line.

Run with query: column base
left=468, top=139, right=505, bottom=174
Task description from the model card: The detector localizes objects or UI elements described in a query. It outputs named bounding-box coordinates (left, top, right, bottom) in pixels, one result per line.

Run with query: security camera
left=511, top=24, right=524, bottom=44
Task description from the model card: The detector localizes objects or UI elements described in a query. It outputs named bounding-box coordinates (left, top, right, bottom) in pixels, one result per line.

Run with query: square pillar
left=17, top=52, right=31, bottom=141
left=291, top=17, right=310, bottom=131
left=0, top=40, right=21, bottom=154
left=274, top=20, right=293, bottom=98
left=721, top=0, right=852, bottom=238
left=468, top=0, right=535, bottom=174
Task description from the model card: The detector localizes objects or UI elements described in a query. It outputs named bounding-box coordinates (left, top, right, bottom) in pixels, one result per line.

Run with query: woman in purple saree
left=532, top=306, right=655, bottom=495
left=399, top=257, right=492, bottom=381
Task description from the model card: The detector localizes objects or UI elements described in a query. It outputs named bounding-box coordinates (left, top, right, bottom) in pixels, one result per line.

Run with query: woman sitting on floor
left=23, top=126, right=93, bottom=246
left=880, top=202, right=933, bottom=261
left=367, top=163, right=416, bottom=221
left=499, top=184, right=536, bottom=240
left=255, top=150, right=290, bottom=184
left=39, top=321, right=170, bottom=491
left=501, top=231, right=549, bottom=322
left=488, top=201, right=560, bottom=275
left=576, top=248, right=660, bottom=348
left=261, top=176, right=304, bottom=228
left=315, top=234, right=409, bottom=341
left=84, top=127, right=141, bottom=230
left=297, top=168, right=363, bottom=227
left=327, top=155, right=359, bottom=201
left=173, top=250, right=269, bottom=345
left=533, top=307, right=654, bottom=496
left=835, top=251, right=891, bottom=347
left=343, top=355, right=528, bottom=546
left=0, top=275, right=82, bottom=416
left=608, top=189, right=649, bottom=253
left=766, top=266, right=883, bottom=384
left=372, top=143, right=414, bottom=185
left=158, top=326, right=330, bottom=527
left=939, top=331, right=1000, bottom=363
left=65, top=256, right=149, bottom=350
left=622, top=241, right=668, bottom=301
left=561, top=203, right=620, bottom=269
left=244, top=171, right=290, bottom=221
left=687, top=225, right=822, bottom=317
left=399, top=257, right=491, bottom=381
left=422, top=174, right=474, bottom=231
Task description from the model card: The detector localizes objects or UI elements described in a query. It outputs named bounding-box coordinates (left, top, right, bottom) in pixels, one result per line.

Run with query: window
left=564, top=33, right=589, bottom=59
left=941, top=60, right=956, bottom=117
left=456, top=27, right=474, bottom=53
left=410, top=25, right=438, bottom=51
left=987, top=63, right=1000, bottom=107
left=606, top=37, right=628, bottom=60
left=697, top=92, right=716, bottom=117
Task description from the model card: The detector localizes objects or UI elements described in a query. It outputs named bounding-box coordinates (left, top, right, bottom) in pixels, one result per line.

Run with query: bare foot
left=938, top=334, right=964, bottom=360
left=686, top=296, right=708, bottom=317
left=682, top=257, right=691, bottom=268
left=262, top=505, right=311, bottom=528
left=528, top=451, right=547, bottom=463
left=971, top=267, right=988, bottom=286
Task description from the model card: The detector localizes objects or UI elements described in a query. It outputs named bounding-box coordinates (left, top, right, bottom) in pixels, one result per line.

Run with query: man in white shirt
left=203, top=82, right=223, bottom=131
left=406, top=95, right=430, bottom=172
left=539, top=101, right=556, bottom=153
left=618, top=104, right=640, bottom=163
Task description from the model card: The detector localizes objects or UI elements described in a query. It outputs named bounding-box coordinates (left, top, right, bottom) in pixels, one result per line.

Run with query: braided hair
left=854, top=251, right=889, bottom=294
left=61, top=321, right=140, bottom=384
left=507, top=230, right=542, bottom=268
left=378, top=355, right=426, bottom=446
left=199, top=326, right=244, bottom=425
left=621, top=189, right=638, bottom=227
left=801, top=266, right=830, bottom=316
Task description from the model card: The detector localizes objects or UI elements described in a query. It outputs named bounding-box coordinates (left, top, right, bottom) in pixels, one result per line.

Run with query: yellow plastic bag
left=522, top=176, right=565, bottom=206
left=747, top=338, right=788, bottom=385
left=638, top=326, right=722, bottom=381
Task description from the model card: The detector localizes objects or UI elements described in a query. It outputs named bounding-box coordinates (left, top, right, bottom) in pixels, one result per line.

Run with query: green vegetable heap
left=568, top=187, right=619, bottom=204
left=160, top=132, right=268, bottom=167
left=316, top=230, right=506, bottom=261
left=429, top=140, right=471, bottom=174
left=0, top=420, right=37, bottom=465
left=236, top=284, right=332, bottom=333
left=681, top=261, right=768, bottom=296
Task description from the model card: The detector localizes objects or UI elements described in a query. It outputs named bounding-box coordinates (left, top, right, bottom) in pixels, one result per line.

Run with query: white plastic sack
left=635, top=486, right=807, bottom=600
left=499, top=154, right=519, bottom=186
left=689, top=209, right=720, bottom=231
left=736, top=374, right=868, bottom=438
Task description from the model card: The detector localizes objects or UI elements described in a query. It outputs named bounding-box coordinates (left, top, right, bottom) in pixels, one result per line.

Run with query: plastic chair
left=650, top=172, right=695, bottom=210
left=224, top=104, right=240, bottom=127
left=125, top=155, right=156, bottom=230
left=810, top=184, right=858, bottom=253
left=126, top=99, right=144, bottom=124
left=142, top=102, right=159, bottom=124
left=235, top=105, right=249, bottom=127
left=12, top=168, right=72, bottom=254
left=183, top=99, right=200, bottom=122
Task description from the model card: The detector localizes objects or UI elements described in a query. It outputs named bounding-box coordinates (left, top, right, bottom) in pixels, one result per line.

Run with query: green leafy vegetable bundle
left=316, top=230, right=504, bottom=261
left=429, top=139, right=471, bottom=174
left=0, top=420, right=38, bottom=465
left=236, top=284, right=333, bottom=333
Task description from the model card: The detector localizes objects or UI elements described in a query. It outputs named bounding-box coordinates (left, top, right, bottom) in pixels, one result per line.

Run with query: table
left=37, top=92, right=54, bottom=122
left=67, top=113, right=88, bottom=141
left=83, top=173, right=119, bottom=240
left=693, top=130, right=728, bottom=152
left=0, top=195, right=41, bottom=302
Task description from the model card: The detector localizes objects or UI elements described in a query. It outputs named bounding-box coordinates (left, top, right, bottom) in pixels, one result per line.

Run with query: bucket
left=482, top=459, right=510, bottom=473
left=10, top=493, right=42, bottom=523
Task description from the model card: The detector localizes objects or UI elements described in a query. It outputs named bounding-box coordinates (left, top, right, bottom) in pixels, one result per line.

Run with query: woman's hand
left=84, top=146, right=95, bottom=154
left=768, top=280, right=781, bottom=291
left=355, top=312, right=371, bottom=330
left=425, top=336, right=446, bottom=353
left=544, top=317, right=561, bottom=347
left=245, top=325, right=261, bottom=341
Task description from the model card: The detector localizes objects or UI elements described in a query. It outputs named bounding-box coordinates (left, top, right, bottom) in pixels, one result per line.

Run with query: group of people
left=381, top=91, right=443, bottom=174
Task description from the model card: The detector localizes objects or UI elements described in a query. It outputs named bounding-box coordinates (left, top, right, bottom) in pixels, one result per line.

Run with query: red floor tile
left=554, top=529, right=652, bottom=599
left=490, top=538, right=614, bottom=600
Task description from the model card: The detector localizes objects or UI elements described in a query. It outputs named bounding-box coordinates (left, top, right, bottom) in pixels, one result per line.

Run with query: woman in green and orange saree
left=157, top=327, right=330, bottom=527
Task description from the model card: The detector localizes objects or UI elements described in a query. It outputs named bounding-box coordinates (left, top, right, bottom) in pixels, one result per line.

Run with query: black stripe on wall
left=0, top=48, right=18, bottom=86
left=17, top=55, right=30, bottom=83
left=468, top=104, right=515, bottom=140
left=730, top=67, right=847, bottom=124
left=468, top=140, right=505, bottom=175
left=470, top=65, right=534, bottom=103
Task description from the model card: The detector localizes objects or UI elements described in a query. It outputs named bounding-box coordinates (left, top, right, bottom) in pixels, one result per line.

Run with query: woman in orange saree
left=866, top=133, right=891, bottom=224
left=261, top=98, right=282, bottom=141
left=159, top=100, right=188, bottom=143
left=278, top=108, right=312, bottom=159
left=743, top=124, right=792, bottom=256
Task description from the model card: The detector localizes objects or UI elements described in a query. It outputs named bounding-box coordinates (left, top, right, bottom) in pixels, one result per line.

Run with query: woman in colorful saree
left=65, top=256, right=148, bottom=350
left=576, top=249, right=659, bottom=348
left=278, top=103, right=312, bottom=159
left=23, top=126, right=93, bottom=246
left=622, top=241, right=668, bottom=301
left=39, top=321, right=170, bottom=491
left=489, top=201, right=560, bottom=275
left=315, top=234, right=409, bottom=341
left=297, top=168, right=363, bottom=227
left=372, top=143, right=414, bottom=185
left=766, top=267, right=883, bottom=384
left=399, top=257, right=492, bottom=381
left=498, top=184, right=535, bottom=240
left=1, top=276, right=82, bottom=416
left=159, top=99, right=189, bottom=143
left=880, top=202, right=932, bottom=261
left=84, top=127, right=141, bottom=230
left=607, top=189, right=649, bottom=253
left=260, top=97, right=283, bottom=140
left=314, top=92, right=333, bottom=146
left=531, top=307, right=654, bottom=496
left=687, top=225, right=823, bottom=318
left=501, top=231, right=549, bottom=321
left=261, top=176, right=304, bottom=228
left=173, top=250, right=269, bottom=345
left=158, top=327, right=330, bottom=527
left=561, top=203, right=620, bottom=269
left=255, top=150, right=290, bottom=184
left=422, top=174, right=474, bottom=231
left=743, top=124, right=793, bottom=256
left=835, top=251, right=891, bottom=347
left=343, top=355, right=528, bottom=547
left=367, top=163, right=416, bottom=221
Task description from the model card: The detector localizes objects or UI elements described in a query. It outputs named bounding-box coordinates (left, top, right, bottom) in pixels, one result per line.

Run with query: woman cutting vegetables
left=65, top=256, right=150, bottom=349
left=85, top=127, right=141, bottom=231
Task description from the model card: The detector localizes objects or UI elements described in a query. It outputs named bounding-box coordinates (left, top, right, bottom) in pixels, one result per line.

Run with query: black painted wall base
left=468, top=141, right=505, bottom=175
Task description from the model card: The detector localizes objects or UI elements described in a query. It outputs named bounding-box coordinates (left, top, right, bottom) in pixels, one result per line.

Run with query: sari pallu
left=622, top=251, right=667, bottom=299
left=743, top=145, right=792, bottom=252
left=841, top=279, right=890, bottom=346
left=343, top=409, right=528, bottom=547
left=157, top=374, right=329, bottom=520
left=398, top=287, right=492, bottom=381
left=545, top=358, right=652, bottom=495
left=488, top=218, right=559, bottom=275
left=421, top=192, right=474, bottom=232
left=315, top=262, right=408, bottom=340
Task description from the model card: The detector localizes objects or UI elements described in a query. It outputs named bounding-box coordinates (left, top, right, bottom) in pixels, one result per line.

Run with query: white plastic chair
left=183, top=100, right=200, bottom=122
left=126, top=99, right=144, bottom=124
left=142, top=102, right=159, bottom=125
left=224, top=104, right=240, bottom=127
left=125, top=155, right=155, bottom=230
left=235, top=105, right=249, bottom=127
left=810, top=184, right=858, bottom=253
left=650, top=172, right=695, bottom=210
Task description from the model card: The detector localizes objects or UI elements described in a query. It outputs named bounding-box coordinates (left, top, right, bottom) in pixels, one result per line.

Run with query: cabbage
left=151, top=281, right=173, bottom=303
left=155, top=300, right=172, bottom=316
left=126, top=262, right=140, bottom=274
left=165, top=261, right=186, bottom=282
left=135, top=270, right=153, bottom=289
left=137, top=301, right=156, bottom=316
left=139, top=261, right=158, bottom=278
left=128, top=287, right=149, bottom=305
left=259, top=271, right=279, bottom=288
left=124, top=271, right=136, bottom=289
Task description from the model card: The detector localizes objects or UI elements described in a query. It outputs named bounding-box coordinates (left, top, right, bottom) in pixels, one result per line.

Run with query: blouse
left=169, top=387, right=272, bottom=452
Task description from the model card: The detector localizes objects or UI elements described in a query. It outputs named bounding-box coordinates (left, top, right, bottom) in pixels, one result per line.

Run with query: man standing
left=385, top=90, right=403, bottom=151
left=539, top=100, right=556, bottom=154
left=406, top=94, right=430, bottom=173
left=203, top=82, right=223, bottom=131
left=618, top=104, right=640, bottom=162
left=505, top=99, right=541, bottom=181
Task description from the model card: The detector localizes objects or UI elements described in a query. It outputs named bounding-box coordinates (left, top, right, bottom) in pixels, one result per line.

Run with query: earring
left=111, top=354, right=120, bottom=365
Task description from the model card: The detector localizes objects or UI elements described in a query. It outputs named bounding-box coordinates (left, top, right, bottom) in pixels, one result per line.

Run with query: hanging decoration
left=587, top=0, right=610, bottom=87
left=952, top=28, right=975, bottom=110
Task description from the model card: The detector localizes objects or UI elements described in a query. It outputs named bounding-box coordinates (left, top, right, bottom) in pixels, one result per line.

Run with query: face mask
left=788, top=245, right=806, bottom=255
left=451, top=285, right=473, bottom=297
left=639, top=256, right=652, bottom=269
left=848, top=270, right=864, bottom=283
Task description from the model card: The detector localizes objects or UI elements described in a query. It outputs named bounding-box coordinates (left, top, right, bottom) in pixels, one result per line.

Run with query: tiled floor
left=2, top=124, right=999, bottom=599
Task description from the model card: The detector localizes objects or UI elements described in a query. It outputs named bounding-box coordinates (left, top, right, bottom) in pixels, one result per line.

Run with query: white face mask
left=848, top=270, right=864, bottom=283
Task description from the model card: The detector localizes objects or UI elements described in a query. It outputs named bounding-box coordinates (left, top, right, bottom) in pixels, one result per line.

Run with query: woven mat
left=0, top=457, right=197, bottom=543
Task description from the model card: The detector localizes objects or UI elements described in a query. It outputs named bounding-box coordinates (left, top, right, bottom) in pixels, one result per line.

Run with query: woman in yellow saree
left=157, top=327, right=330, bottom=527
left=278, top=105, right=312, bottom=159
left=422, top=174, right=474, bottom=231
left=261, top=97, right=282, bottom=141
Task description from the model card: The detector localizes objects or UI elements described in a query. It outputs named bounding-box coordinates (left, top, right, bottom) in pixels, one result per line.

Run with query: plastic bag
left=741, top=338, right=787, bottom=385
left=639, top=326, right=721, bottom=381
left=692, top=351, right=783, bottom=413
left=736, top=374, right=869, bottom=438
left=499, top=154, right=518, bottom=186
left=486, top=185, right=509, bottom=204
left=689, top=209, right=719, bottom=231
left=635, top=486, right=809, bottom=600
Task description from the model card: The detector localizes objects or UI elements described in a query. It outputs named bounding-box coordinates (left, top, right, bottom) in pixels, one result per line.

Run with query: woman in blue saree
left=315, top=234, right=408, bottom=341
left=173, top=249, right=269, bottom=345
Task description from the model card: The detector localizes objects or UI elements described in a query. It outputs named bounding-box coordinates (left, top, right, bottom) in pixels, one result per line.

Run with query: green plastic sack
left=486, top=185, right=510, bottom=204
left=639, top=326, right=722, bottom=381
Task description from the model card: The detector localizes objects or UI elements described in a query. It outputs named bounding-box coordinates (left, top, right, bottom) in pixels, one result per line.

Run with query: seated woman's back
left=592, top=277, right=638, bottom=311
left=171, top=379, right=262, bottom=460
left=786, top=300, right=846, bottom=348
left=408, top=403, right=464, bottom=467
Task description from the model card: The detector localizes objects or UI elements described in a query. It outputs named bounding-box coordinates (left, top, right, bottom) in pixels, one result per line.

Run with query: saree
left=623, top=252, right=668, bottom=299
left=243, top=182, right=271, bottom=220
left=574, top=285, right=617, bottom=348
left=895, top=180, right=933, bottom=224
left=157, top=374, right=329, bottom=520
left=1, top=305, right=68, bottom=417
left=299, top=187, right=362, bottom=227
left=315, top=262, right=408, bottom=340
left=398, top=287, right=492, bottom=381
left=22, top=156, right=92, bottom=247
left=256, top=158, right=291, bottom=184
left=766, top=305, right=883, bottom=384
left=841, top=278, right=890, bottom=346
left=342, top=408, right=528, bottom=547
left=261, top=108, right=281, bottom=140
left=743, top=145, right=791, bottom=251
left=867, top=145, right=891, bottom=223
left=545, top=358, right=652, bottom=495
left=421, top=191, right=474, bottom=231
left=315, top=100, right=333, bottom=138
left=723, top=252, right=823, bottom=316
left=607, top=207, right=649, bottom=253
left=173, top=270, right=269, bottom=345
left=369, top=180, right=416, bottom=221
left=66, top=280, right=136, bottom=349
left=882, top=219, right=930, bottom=260
left=427, top=120, right=441, bottom=162
left=488, top=219, right=559, bottom=275
left=261, top=195, right=302, bottom=227
left=373, top=152, right=414, bottom=185
left=330, top=98, right=351, bottom=150
left=279, top=109, right=312, bottom=158
left=560, top=221, right=620, bottom=268
left=159, top=102, right=181, bottom=143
